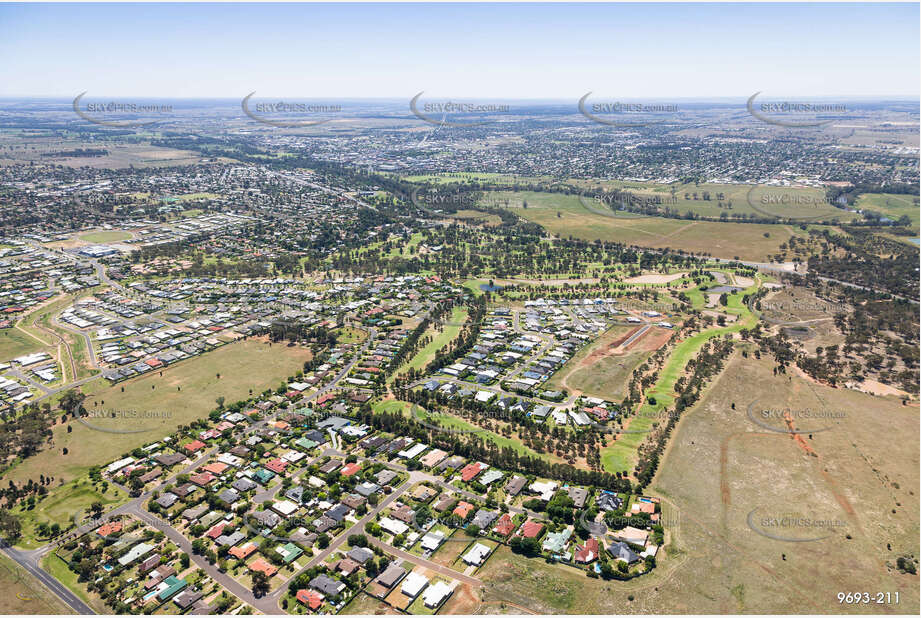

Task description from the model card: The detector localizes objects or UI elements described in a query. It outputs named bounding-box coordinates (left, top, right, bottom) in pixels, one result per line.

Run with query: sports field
left=78, top=230, right=132, bottom=243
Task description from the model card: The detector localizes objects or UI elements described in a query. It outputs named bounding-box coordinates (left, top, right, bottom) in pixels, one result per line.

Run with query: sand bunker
left=624, top=272, right=687, bottom=284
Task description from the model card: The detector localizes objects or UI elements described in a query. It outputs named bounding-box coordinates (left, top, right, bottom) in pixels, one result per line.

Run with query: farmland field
left=482, top=190, right=810, bottom=262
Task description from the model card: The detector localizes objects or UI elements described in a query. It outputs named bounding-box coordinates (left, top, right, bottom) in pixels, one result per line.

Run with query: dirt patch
left=442, top=582, right=482, bottom=614
left=848, top=379, right=910, bottom=399
left=624, top=272, right=687, bottom=284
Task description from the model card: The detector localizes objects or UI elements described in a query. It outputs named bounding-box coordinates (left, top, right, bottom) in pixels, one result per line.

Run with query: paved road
left=365, top=535, right=482, bottom=586
left=0, top=540, right=95, bottom=615
left=1, top=325, right=379, bottom=614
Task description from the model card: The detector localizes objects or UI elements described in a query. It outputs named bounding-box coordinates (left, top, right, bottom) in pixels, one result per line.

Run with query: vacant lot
left=3, top=339, right=312, bottom=485
left=0, top=326, right=47, bottom=361
left=546, top=324, right=666, bottom=401
left=341, top=592, right=400, bottom=615
left=650, top=351, right=919, bottom=613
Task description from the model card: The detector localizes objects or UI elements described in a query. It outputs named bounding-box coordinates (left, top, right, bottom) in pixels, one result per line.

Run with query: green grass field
left=78, top=231, right=132, bottom=243
left=854, top=192, right=920, bottom=232
left=0, top=327, right=45, bottom=361
left=601, top=277, right=760, bottom=474
left=392, top=307, right=468, bottom=381
left=482, top=190, right=808, bottom=262
left=4, top=339, right=312, bottom=486
left=12, top=479, right=128, bottom=549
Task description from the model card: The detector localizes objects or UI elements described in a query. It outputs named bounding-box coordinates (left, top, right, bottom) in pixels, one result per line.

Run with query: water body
left=909, top=238, right=920, bottom=246
left=708, top=285, right=744, bottom=293
left=480, top=283, right=503, bottom=292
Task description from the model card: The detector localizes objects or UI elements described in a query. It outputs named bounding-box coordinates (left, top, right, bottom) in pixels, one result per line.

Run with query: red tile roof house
left=230, top=542, right=257, bottom=560
left=316, top=393, right=337, bottom=406
left=205, top=523, right=226, bottom=540
left=453, top=501, right=475, bottom=519
left=190, top=472, right=215, bottom=486
left=574, top=537, right=600, bottom=564
left=183, top=440, right=206, bottom=454
left=296, top=589, right=325, bottom=610
left=248, top=558, right=278, bottom=577
left=518, top=519, right=545, bottom=539
left=96, top=521, right=123, bottom=537
left=492, top=513, right=515, bottom=537
left=340, top=462, right=361, bottom=477
left=202, top=462, right=228, bottom=475
left=265, top=458, right=289, bottom=474
left=460, top=462, right=488, bottom=482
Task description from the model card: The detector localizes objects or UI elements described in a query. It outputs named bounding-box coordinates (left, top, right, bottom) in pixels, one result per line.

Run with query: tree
left=251, top=570, right=270, bottom=596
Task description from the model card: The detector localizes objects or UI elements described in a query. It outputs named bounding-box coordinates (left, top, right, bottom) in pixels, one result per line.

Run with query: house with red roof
left=190, top=472, right=215, bottom=486
left=316, top=393, right=336, bottom=406
left=296, top=589, right=325, bottom=610
left=248, top=558, right=278, bottom=577
left=453, top=501, right=474, bottom=519
left=518, top=519, right=544, bottom=539
left=340, top=462, right=361, bottom=477
left=96, top=521, right=122, bottom=537
left=202, top=462, right=228, bottom=475
left=205, top=523, right=226, bottom=540
left=183, top=440, right=206, bottom=454
left=492, top=513, right=515, bottom=537
left=574, top=537, right=600, bottom=563
left=265, top=458, right=288, bottom=474
left=229, top=542, right=257, bottom=560
left=460, top=461, right=488, bottom=482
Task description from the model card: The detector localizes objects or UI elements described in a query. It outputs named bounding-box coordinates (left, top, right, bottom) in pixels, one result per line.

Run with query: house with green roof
left=295, top=437, right=318, bottom=451
left=542, top=528, right=572, bottom=554
left=276, top=541, right=304, bottom=564
left=157, top=575, right=188, bottom=602
left=254, top=468, right=276, bottom=485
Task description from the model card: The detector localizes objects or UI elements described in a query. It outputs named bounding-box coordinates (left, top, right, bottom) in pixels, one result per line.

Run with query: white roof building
left=401, top=571, right=429, bottom=597
left=529, top=480, right=558, bottom=501
left=379, top=517, right=409, bottom=536
left=271, top=500, right=299, bottom=517
left=420, top=530, right=445, bottom=552
left=462, top=542, right=491, bottom=566
left=423, top=581, right=453, bottom=608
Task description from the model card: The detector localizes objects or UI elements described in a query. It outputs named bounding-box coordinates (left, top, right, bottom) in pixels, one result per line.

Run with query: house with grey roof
left=310, top=574, right=345, bottom=596
left=156, top=493, right=178, bottom=508
left=471, top=509, right=499, bottom=529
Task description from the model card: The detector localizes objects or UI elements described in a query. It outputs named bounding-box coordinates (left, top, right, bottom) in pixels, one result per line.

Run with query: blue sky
left=0, top=2, right=917, bottom=98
